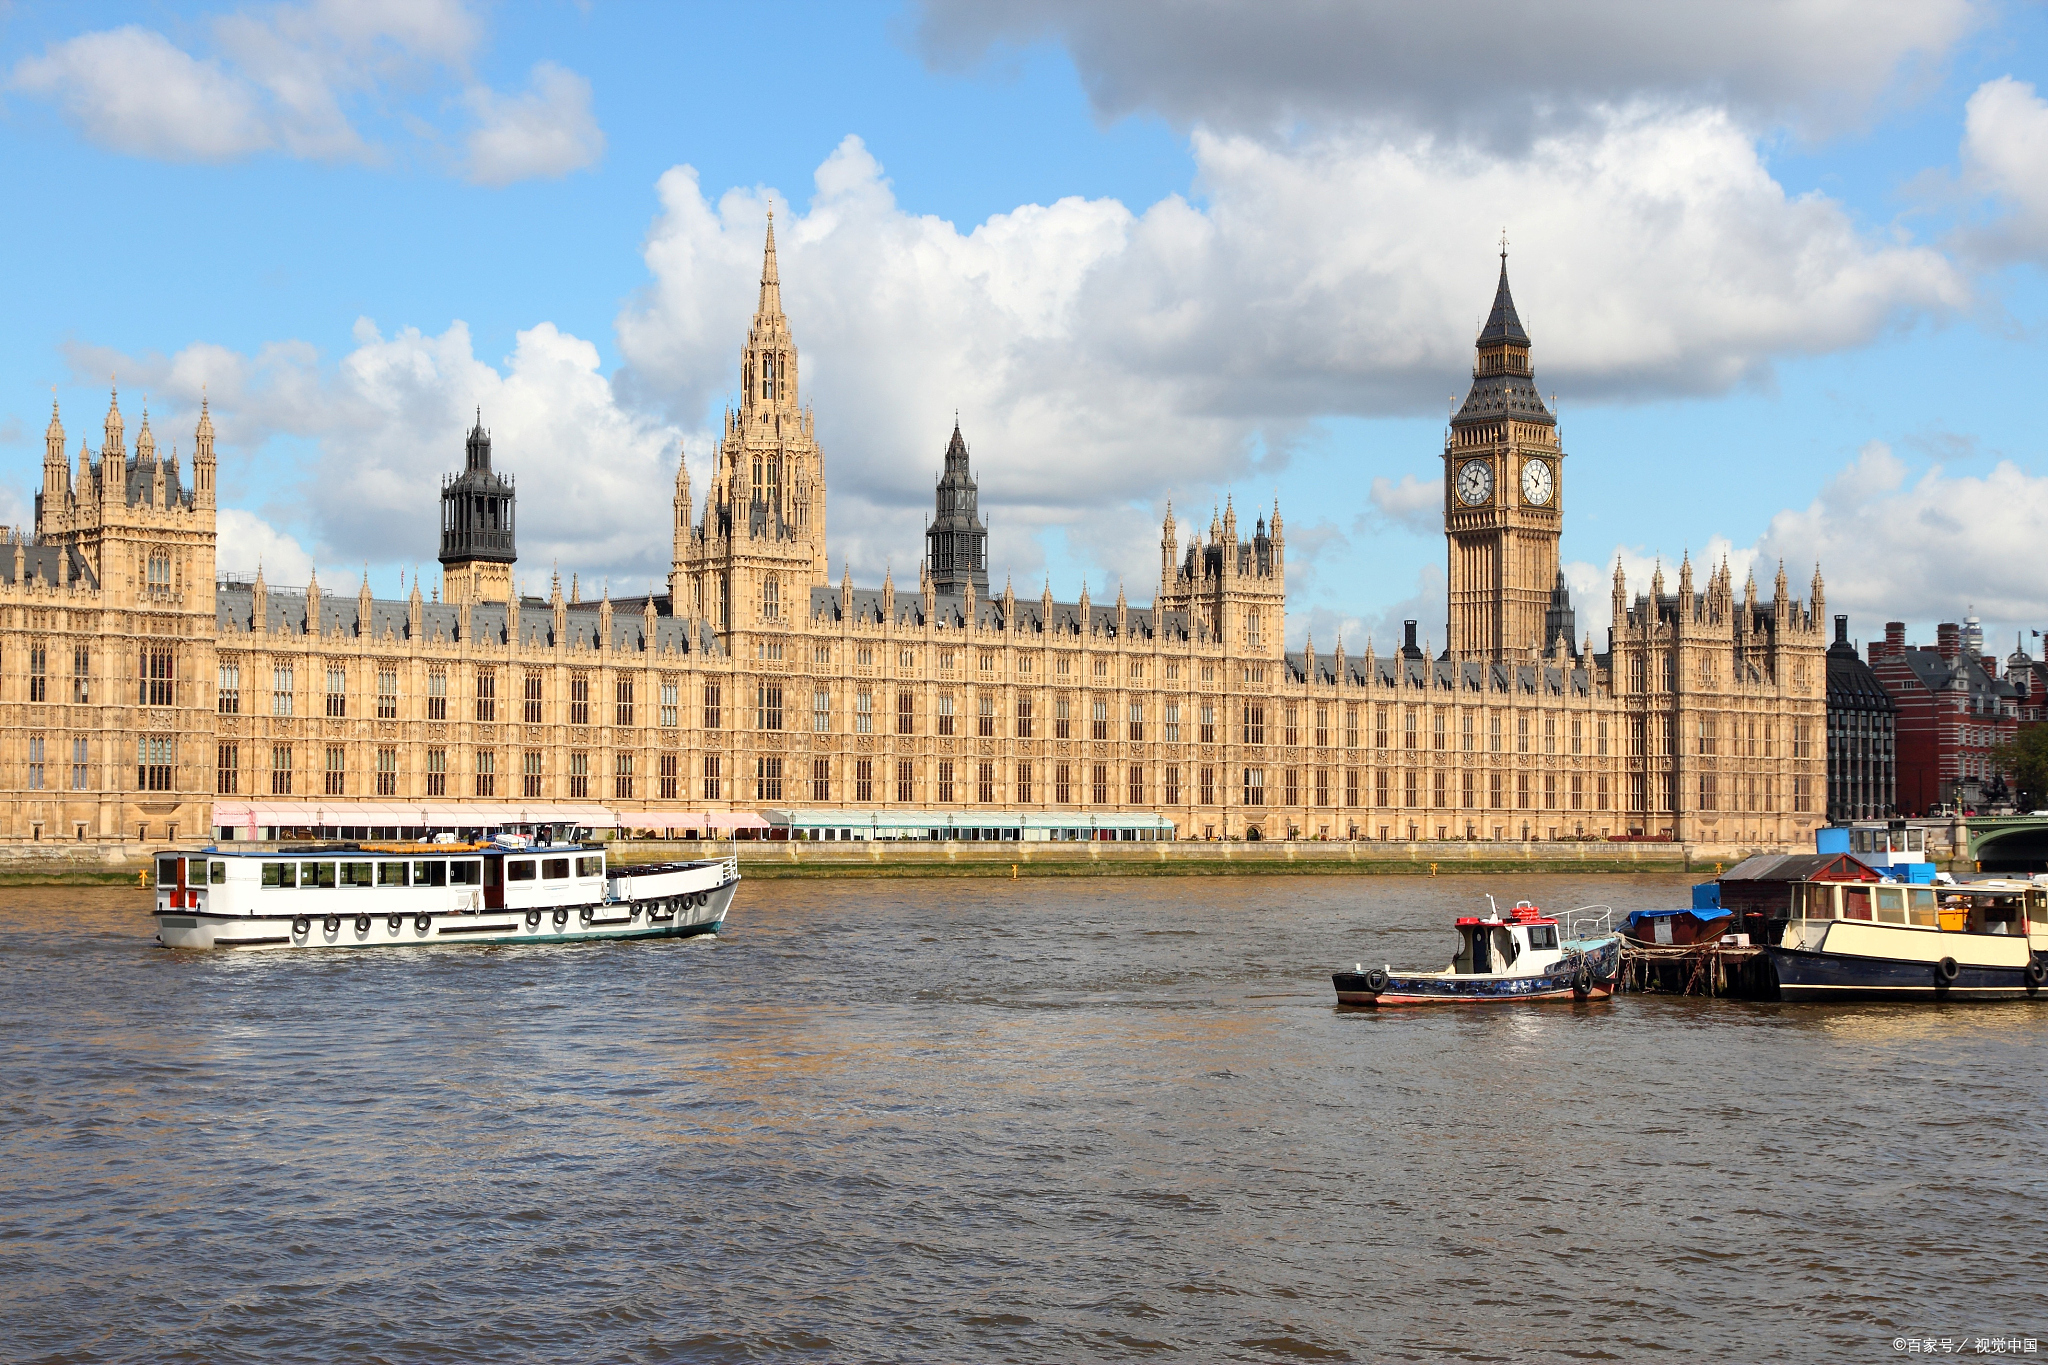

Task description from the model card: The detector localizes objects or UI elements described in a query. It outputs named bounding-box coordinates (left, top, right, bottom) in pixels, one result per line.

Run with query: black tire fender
left=1572, top=968, right=1593, bottom=1000
left=553, top=908, right=569, bottom=927
left=354, top=915, right=371, bottom=934
left=414, top=913, right=432, bottom=933
left=1935, top=956, right=1960, bottom=986
left=579, top=906, right=593, bottom=925
left=386, top=915, right=402, bottom=932
left=525, top=910, right=541, bottom=929
left=2025, top=959, right=2045, bottom=990
left=322, top=915, right=340, bottom=934
left=291, top=916, right=310, bottom=937
left=1363, top=967, right=1390, bottom=993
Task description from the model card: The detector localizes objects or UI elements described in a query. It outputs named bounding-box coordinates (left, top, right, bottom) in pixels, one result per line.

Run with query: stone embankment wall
left=0, top=829, right=1972, bottom=885
left=626, top=838, right=1742, bottom=879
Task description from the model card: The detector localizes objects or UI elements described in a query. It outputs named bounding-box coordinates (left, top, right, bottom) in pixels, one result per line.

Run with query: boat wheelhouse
left=152, top=838, right=740, bottom=951
left=1827, top=821, right=1932, bottom=878
left=1332, top=900, right=1622, bottom=1006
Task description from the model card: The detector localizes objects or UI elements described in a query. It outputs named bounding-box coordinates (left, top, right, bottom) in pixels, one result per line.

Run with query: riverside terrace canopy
left=210, top=802, right=770, bottom=840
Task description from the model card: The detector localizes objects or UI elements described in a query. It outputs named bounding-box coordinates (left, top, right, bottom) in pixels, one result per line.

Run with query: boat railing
left=1558, top=905, right=1617, bottom=941
left=722, top=854, right=740, bottom=885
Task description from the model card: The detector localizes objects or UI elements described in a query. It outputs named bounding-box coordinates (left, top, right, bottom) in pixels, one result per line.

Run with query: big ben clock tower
left=1444, top=243, right=1565, bottom=660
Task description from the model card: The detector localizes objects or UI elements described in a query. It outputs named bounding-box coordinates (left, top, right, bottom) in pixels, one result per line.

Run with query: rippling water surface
left=3, top=873, right=2045, bottom=1363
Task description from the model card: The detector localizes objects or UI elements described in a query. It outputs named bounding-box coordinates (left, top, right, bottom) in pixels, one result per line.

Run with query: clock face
left=1455, top=459, right=1493, bottom=506
left=1521, top=458, right=1554, bottom=506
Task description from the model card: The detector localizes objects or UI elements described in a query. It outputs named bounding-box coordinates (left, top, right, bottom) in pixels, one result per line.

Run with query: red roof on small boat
left=1454, top=901, right=1557, bottom=928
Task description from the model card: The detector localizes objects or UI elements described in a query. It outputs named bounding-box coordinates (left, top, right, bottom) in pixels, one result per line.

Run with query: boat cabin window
left=542, top=858, right=570, bottom=880
left=377, top=862, right=407, bottom=887
left=449, top=860, right=483, bottom=886
left=300, top=861, right=337, bottom=889
left=507, top=860, right=537, bottom=882
left=2029, top=891, right=2048, bottom=928
left=412, top=860, right=448, bottom=887
left=1908, top=887, right=1938, bottom=926
left=1984, top=897, right=2023, bottom=933
left=262, top=862, right=297, bottom=888
left=1841, top=886, right=1872, bottom=920
left=1525, top=924, right=1558, bottom=950
left=1873, top=886, right=1906, bottom=924
left=209, top=860, right=226, bottom=884
left=575, top=855, right=603, bottom=877
left=156, top=857, right=179, bottom=886
left=340, top=862, right=374, bottom=888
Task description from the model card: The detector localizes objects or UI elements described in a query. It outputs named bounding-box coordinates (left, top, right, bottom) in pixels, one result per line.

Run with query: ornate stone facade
left=0, top=225, right=1829, bottom=846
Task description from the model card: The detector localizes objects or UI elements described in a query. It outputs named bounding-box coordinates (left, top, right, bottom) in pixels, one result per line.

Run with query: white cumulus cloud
left=1754, top=441, right=2048, bottom=634
left=69, top=320, right=684, bottom=592
left=464, top=61, right=605, bottom=186
left=215, top=507, right=315, bottom=582
left=10, top=26, right=272, bottom=162
left=615, top=124, right=1962, bottom=592
left=7, top=0, right=600, bottom=184
left=1958, top=76, right=2048, bottom=261
left=1364, top=474, right=1443, bottom=536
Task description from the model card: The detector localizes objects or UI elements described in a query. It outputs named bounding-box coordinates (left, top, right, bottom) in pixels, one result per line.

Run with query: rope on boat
left=1617, top=938, right=1767, bottom=997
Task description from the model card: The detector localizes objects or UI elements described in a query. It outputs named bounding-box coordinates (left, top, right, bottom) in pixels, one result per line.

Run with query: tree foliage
left=1990, top=725, right=2048, bottom=812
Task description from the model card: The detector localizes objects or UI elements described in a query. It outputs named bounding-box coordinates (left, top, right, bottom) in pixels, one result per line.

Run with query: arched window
left=1246, top=609, right=1261, bottom=649
left=761, top=352, right=775, bottom=400
left=763, top=575, right=780, bottom=621
left=147, top=550, right=172, bottom=595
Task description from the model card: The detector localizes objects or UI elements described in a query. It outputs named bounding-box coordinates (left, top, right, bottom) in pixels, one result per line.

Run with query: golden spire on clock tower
left=1443, top=239, right=1565, bottom=661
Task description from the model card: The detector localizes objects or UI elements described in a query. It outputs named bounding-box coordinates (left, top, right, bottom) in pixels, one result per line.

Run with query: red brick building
left=1867, top=621, right=2019, bottom=815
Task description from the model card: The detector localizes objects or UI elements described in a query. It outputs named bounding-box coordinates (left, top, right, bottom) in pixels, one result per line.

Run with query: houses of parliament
left=0, top=222, right=1829, bottom=848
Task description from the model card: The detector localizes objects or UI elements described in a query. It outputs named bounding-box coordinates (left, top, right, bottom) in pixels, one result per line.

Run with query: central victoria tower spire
left=672, top=211, right=829, bottom=642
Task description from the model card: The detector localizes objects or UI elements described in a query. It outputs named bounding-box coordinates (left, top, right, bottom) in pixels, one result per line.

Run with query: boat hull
left=154, top=865, right=740, bottom=952
left=1334, top=936, right=1622, bottom=1007
left=1767, top=945, right=2047, bottom=1003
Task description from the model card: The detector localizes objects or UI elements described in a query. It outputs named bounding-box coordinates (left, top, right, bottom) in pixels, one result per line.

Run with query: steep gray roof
left=214, top=583, right=710, bottom=653
left=0, top=542, right=98, bottom=591
left=806, top=586, right=1193, bottom=643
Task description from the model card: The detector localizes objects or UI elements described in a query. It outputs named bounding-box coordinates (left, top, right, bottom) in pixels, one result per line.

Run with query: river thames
left=3, top=873, right=2043, bottom=1362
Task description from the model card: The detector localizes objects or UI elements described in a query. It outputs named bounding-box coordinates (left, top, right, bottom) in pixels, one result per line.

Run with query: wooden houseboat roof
left=1720, top=852, right=1880, bottom=884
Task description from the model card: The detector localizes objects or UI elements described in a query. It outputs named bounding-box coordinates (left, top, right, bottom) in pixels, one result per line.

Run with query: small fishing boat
left=152, top=837, right=740, bottom=951
left=1332, top=899, right=1622, bottom=1006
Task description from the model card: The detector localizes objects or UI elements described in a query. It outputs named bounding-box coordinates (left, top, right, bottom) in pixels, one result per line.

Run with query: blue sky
left=4, top=1, right=2048, bottom=661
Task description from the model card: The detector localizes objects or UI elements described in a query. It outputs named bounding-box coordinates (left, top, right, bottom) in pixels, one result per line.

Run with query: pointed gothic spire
left=1477, top=235, right=1530, bottom=346
left=103, top=382, right=124, bottom=460
left=757, top=209, right=783, bottom=319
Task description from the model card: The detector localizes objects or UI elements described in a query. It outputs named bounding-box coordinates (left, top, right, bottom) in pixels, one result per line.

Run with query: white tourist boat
left=151, top=838, right=740, bottom=951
